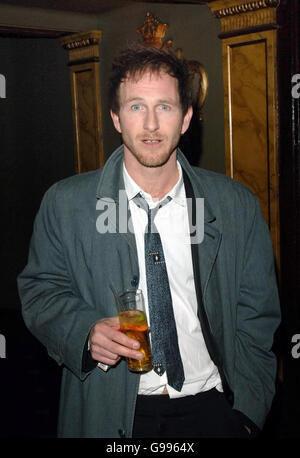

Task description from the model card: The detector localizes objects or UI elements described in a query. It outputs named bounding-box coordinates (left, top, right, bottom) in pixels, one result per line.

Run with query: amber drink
left=117, top=290, right=152, bottom=373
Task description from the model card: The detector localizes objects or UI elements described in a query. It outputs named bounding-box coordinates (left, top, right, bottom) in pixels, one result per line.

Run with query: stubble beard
left=124, top=133, right=181, bottom=168
left=131, top=149, right=173, bottom=168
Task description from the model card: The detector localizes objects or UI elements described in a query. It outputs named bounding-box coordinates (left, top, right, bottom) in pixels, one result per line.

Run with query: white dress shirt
left=123, top=160, right=222, bottom=398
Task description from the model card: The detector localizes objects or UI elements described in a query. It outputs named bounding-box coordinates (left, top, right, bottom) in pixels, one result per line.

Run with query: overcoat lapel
left=182, top=166, right=233, bottom=400
left=182, top=169, right=222, bottom=367
left=95, top=145, right=138, bottom=258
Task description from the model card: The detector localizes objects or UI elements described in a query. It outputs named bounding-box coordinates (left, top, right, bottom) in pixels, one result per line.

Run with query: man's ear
left=181, top=106, right=193, bottom=135
left=110, top=110, right=122, bottom=133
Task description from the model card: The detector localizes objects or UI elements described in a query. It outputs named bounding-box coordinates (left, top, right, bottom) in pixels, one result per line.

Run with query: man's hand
left=89, top=317, right=144, bottom=367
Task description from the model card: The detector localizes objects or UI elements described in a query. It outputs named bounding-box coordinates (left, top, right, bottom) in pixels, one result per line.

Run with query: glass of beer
left=117, top=289, right=152, bottom=373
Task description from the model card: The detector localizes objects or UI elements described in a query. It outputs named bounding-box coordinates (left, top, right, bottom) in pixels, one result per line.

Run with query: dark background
left=0, top=37, right=74, bottom=437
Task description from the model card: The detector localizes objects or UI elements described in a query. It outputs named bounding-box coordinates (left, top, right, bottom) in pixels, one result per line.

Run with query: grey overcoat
left=18, top=146, right=280, bottom=437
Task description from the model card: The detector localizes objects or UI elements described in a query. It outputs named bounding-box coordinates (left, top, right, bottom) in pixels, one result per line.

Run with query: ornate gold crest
left=137, top=12, right=172, bottom=50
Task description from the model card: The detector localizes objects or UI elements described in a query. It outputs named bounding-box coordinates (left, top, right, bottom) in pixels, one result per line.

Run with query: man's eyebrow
left=156, top=98, right=176, bottom=105
left=124, top=97, right=144, bottom=103
left=124, top=97, right=177, bottom=104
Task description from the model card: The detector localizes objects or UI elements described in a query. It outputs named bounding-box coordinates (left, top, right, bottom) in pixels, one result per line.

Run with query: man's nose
left=143, top=108, right=159, bottom=132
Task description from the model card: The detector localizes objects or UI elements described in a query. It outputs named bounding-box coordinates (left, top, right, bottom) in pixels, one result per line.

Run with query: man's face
left=110, top=71, right=192, bottom=168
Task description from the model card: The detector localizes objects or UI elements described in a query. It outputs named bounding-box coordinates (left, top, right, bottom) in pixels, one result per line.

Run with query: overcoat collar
left=96, top=145, right=216, bottom=224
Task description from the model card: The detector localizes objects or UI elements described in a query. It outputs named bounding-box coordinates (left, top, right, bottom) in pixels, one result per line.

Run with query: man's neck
left=124, top=151, right=179, bottom=200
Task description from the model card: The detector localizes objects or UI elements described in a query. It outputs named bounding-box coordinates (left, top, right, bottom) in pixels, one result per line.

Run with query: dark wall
left=277, top=0, right=300, bottom=437
left=0, top=37, right=74, bottom=437
left=0, top=37, right=75, bottom=311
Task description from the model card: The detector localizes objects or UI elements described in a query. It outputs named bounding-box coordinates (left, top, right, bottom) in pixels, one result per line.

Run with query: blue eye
left=131, top=104, right=141, bottom=111
left=160, top=104, right=170, bottom=111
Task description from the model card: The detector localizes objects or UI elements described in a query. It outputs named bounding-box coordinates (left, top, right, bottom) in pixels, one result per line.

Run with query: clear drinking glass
left=116, top=289, right=152, bottom=373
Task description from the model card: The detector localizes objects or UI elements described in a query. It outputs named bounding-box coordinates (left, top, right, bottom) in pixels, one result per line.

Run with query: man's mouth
left=142, top=139, right=162, bottom=144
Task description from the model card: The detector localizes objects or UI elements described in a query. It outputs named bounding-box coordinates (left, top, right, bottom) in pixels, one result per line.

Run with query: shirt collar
left=123, top=161, right=186, bottom=207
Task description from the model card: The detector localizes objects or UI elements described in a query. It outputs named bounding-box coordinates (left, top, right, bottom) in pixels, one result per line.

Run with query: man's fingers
left=91, top=332, right=143, bottom=361
left=89, top=317, right=143, bottom=364
left=91, top=317, right=141, bottom=349
left=112, top=328, right=141, bottom=349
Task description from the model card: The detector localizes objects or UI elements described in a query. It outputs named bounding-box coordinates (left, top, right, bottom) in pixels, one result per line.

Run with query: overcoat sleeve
left=17, top=183, right=101, bottom=380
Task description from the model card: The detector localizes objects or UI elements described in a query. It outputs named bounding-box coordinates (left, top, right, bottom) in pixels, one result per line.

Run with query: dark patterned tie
left=133, top=194, right=185, bottom=391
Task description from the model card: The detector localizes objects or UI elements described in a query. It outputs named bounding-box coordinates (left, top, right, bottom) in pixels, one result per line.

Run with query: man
left=18, top=45, right=280, bottom=438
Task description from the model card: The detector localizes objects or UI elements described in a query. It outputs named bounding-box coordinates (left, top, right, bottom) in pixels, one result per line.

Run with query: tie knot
left=133, top=193, right=171, bottom=215
left=133, top=194, right=172, bottom=233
